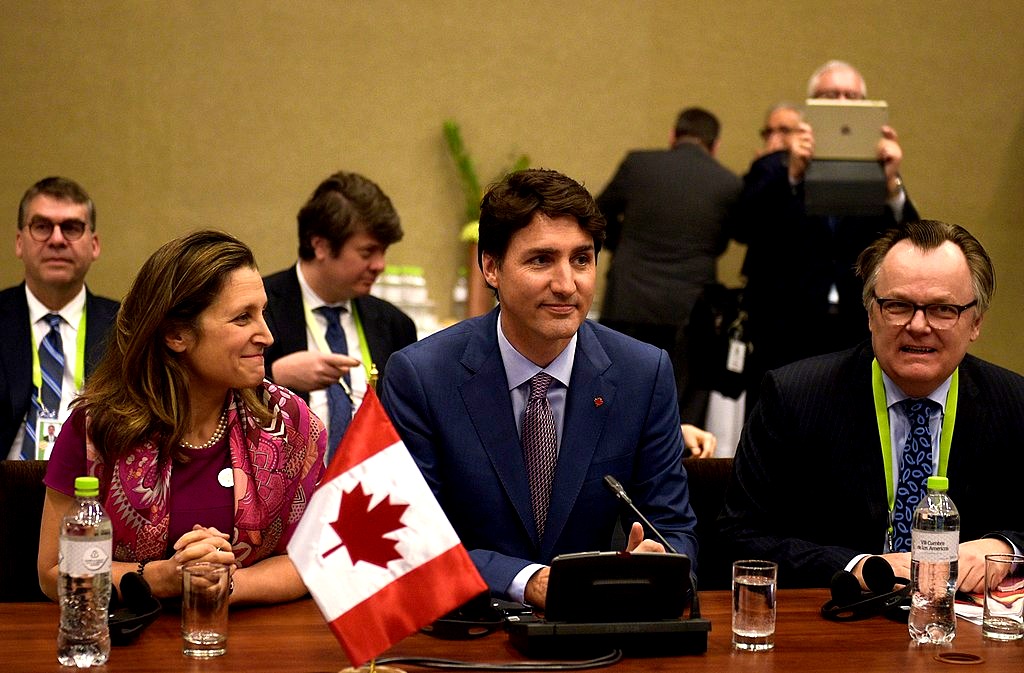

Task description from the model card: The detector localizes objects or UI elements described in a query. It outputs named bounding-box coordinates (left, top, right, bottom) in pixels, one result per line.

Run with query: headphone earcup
left=829, top=569, right=863, bottom=604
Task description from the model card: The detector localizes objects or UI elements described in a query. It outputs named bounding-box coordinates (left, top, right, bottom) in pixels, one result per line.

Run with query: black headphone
left=420, top=592, right=508, bottom=640
left=821, top=555, right=911, bottom=622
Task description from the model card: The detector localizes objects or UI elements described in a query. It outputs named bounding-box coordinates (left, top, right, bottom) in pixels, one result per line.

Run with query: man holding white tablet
left=734, top=61, right=919, bottom=414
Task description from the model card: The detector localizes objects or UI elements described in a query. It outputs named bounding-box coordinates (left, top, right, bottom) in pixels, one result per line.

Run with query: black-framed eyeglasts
left=873, top=295, right=978, bottom=329
left=24, top=217, right=89, bottom=242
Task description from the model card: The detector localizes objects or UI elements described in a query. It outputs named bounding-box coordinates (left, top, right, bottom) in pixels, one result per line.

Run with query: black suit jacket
left=597, top=143, right=740, bottom=326
left=262, top=267, right=417, bottom=401
left=0, top=284, right=119, bottom=451
left=719, top=342, right=1024, bottom=587
left=734, top=151, right=920, bottom=373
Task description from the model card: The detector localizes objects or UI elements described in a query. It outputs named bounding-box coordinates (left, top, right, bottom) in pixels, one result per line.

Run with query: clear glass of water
left=181, top=561, right=230, bottom=657
left=732, top=559, right=777, bottom=651
left=983, top=554, right=1024, bottom=641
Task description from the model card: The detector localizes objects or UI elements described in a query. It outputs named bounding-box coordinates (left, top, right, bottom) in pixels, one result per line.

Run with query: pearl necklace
left=181, top=408, right=228, bottom=450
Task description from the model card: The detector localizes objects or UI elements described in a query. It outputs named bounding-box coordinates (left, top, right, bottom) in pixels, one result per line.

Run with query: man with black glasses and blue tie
left=721, top=219, right=1023, bottom=593
left=1, top=177, right=118, bottom=460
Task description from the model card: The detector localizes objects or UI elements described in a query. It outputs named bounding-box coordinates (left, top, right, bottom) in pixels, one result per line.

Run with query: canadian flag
left=288, top=387, right=487, bottom=666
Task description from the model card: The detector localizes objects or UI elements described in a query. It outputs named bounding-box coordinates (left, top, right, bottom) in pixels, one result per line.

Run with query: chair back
left=0, top=460, right=49, bottom=601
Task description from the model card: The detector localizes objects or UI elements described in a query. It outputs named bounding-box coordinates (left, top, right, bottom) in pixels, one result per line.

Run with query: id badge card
left=35, top=415, right=63, bottom=460
left=726, top=338, right=747, bottom=374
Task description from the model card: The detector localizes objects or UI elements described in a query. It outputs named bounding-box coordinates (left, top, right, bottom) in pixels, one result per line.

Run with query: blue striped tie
left=23, top=313, right=65, bottom=460
left=315, top=306, right=352, bottom=462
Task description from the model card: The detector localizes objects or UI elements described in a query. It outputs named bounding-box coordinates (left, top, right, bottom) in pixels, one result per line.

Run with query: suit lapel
left=541, top=322, right=613, bottom=557
left=269, top=270, right=310, bottom=356
left=0, top=286, right=34, bottom=407
left=352, top=296, right=384, bottom=366
left=458, top=310, right=537, bottom=543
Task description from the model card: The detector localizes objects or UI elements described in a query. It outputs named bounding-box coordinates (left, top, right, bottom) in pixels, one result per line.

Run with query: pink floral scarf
left=87, top=381, right=325, bottom=566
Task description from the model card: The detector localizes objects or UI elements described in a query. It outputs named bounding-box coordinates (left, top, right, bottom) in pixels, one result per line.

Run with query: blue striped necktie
left=891, top=398, right=939, bottom=552
left=315, top=306, right=352, bottom=461
left=23, top=313, right=65, bottom=460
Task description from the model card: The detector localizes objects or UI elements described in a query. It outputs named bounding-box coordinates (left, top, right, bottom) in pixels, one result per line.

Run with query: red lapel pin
left=594, top=397, right=604, bottom=407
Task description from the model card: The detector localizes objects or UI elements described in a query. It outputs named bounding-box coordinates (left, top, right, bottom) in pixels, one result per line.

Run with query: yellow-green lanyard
left=302, top=301, right=376, bottom=383
left=31, top=307, right=88, bottom=404
left=871, top=358, right=958, bottom=517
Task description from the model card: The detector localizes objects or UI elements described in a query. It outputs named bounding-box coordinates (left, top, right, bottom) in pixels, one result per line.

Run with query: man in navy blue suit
left=381, top=169, right=698, bottom=608
left=2, top=177, right=118, bottom=459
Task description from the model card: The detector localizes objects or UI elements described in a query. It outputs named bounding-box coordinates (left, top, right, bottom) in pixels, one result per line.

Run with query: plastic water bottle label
left=911, top=530, right=958, bottom=562
left=59, top=538, right=112, bottom=576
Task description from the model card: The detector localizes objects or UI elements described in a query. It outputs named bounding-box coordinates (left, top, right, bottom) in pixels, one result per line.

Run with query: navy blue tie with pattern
left=522, top=372, right=557, bottom=539
left=23, top=313, right=65, bottom=460
left=315, top=306, right=352, bottom=461
left=891, top=398, right=939, bottom=552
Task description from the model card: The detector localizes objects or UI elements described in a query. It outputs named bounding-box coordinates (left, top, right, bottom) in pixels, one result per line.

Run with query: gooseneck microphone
left=603, top=475, right=678, bottom=554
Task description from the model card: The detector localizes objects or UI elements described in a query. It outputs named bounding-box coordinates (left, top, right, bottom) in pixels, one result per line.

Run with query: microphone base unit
left=506, top=616, right=711, bottom=658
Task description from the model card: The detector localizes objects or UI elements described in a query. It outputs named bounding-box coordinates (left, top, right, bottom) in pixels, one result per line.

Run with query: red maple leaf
left=323, top=481, right=409, bottom=568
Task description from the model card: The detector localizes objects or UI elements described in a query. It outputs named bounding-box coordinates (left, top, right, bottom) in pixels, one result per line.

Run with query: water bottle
left=908, top=475, right=959, bottom=644
left=57, top=476, right=112, bottom=667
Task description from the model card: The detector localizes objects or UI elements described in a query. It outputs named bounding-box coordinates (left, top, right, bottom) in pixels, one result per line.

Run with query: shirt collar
left=881, top=369, right=953, bottom=412
left=24, top=284, right=86, bottom=328
left=496, top=313, right=577, bottom=391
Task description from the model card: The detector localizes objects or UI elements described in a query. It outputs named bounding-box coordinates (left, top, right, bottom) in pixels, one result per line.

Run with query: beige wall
left=3, top=1, right=1022, bottom=372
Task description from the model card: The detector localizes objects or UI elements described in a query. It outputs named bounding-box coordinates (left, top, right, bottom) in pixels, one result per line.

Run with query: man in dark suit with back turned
left=720, top=220, right=1023, bottom=593
left=597, top=108, right=740, bottom=419
left=263, top=171, right=417, bottom=461
left=2, top=177, right=118, bottom=459
left=381, top=169, right=698, bottom=608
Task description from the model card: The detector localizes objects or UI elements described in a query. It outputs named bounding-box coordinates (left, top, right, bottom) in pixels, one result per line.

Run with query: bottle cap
left=74, top=476, right=100, bottom=497
left=926, top=475, right=949, bottom=492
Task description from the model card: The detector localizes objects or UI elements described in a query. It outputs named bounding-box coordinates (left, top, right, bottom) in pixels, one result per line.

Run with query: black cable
left=375, top=649, right=622, bottom=670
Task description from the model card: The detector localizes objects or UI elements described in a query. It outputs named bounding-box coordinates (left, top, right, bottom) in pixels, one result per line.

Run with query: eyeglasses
left=759, top=126, right=797, bottom=141
left=873, top=295, right=978, bottom=329
left=24, top=217, right=89, bottom=242
left=812, top=89, right=866, bottom=101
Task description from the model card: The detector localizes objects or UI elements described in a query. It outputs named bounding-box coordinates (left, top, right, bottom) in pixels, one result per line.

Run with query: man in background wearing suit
left=263, top=171, right=417, bottom=461
left=735, top=61, right=919, bottom=413
left=597, top=107, right=740, bottom=421
left=720, top=220, right=1022, bottom=592
left=2, top=177, right=119, bottom=459
left=381, top=168, right=698, bottom=608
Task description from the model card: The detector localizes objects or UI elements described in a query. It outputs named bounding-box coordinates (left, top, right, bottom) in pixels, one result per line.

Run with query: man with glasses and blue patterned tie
left=262, top=171, right=417, bottom=463
left=721, top=219, right=1022, bottom=593
left=1, top=177, right=119, bottom=460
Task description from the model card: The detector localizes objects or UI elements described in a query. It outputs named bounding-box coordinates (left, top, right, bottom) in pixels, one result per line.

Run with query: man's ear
left=481, top=252, right=500, bottom=291
left=310, top=235, right=334, bottom=261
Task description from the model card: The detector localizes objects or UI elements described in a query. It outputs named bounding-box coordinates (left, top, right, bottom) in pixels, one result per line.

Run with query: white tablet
left=804, top=99, right=888, bottom=160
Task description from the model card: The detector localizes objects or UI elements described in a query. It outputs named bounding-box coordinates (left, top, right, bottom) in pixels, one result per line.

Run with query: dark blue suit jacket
left=262, top=267, right=417, bottom=402
left=0, top=283, right=119, bottom=452
left=720, top=342, right=1024, bottom=587
left=380, top=309, right=698, bottom=598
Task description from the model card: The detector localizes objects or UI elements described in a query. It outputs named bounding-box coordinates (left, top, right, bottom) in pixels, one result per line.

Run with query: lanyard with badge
left=30, top=308, right=87, bottom=458
left=871, top=358, right=958, bottom=550
left=302, top=301, right=378, bottom=391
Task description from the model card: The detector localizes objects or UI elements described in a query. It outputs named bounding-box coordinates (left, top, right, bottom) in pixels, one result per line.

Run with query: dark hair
left=477, top=168, right=605, bottom=274
left=18, top=176, right=96, bottom=230
left=856, top=219, right=995, bottom=313
left=77, top=230, right=270, bottom=464
left=673, top=107, right=720, bottom=151
left=296, top=171, right=402, bottom=260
